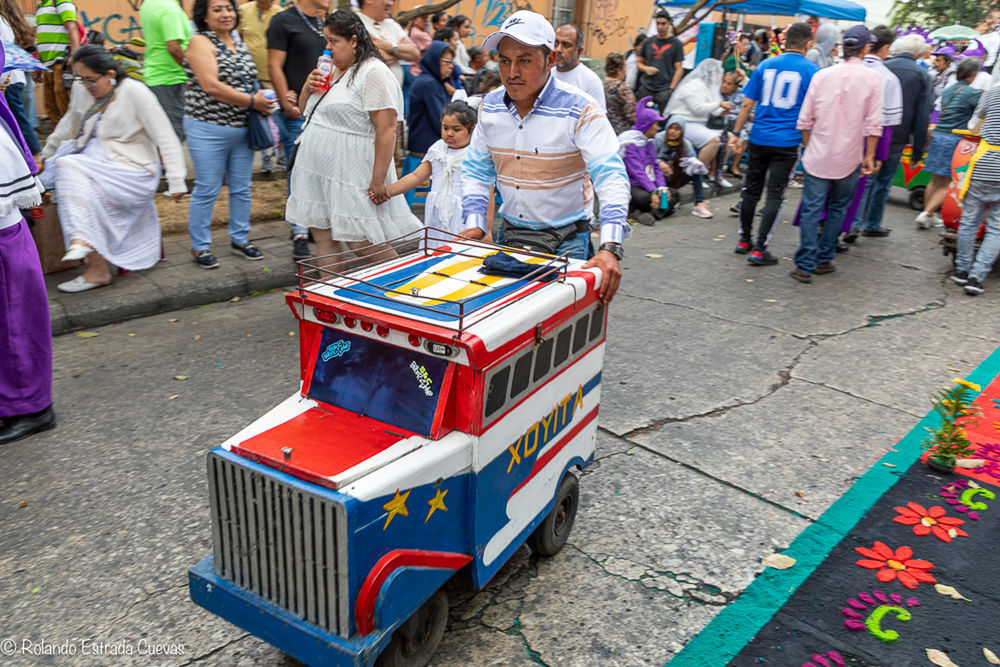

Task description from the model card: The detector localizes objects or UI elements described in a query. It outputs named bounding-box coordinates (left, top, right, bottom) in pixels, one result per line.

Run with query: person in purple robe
left=0, top=45, right=55, bottom=444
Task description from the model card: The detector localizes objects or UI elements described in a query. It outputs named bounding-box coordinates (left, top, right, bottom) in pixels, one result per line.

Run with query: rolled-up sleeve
left=863, top=75, right=883, bottom=138
left=460, top=122, right=495, bottom=233
left=796, top=86, right=816, bottom=131
left=575, top=103, right=631, bottom=244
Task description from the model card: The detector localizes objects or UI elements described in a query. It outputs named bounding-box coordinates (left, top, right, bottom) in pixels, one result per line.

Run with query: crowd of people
left=4, top=1, right=1000, bottom=443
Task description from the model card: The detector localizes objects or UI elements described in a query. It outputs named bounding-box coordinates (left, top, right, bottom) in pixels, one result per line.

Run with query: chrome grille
left=207, top=452, right=351, bottom=637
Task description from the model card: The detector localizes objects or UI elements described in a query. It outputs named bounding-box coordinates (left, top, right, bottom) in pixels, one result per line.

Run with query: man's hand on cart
left=582, top=250, right=621, bottom=305
left=457, top=228, right=486, bottom=241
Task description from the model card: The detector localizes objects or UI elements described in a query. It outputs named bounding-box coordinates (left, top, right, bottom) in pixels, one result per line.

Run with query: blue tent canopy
left=657, top=0, right=866, bottom=21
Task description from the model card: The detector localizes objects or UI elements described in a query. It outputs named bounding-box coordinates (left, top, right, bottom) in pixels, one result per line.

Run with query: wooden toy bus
left=189, top=232, right=609, bottom=666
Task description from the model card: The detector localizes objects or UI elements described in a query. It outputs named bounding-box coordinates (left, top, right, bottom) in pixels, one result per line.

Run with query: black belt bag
left=500, top=218, right=590, bottom=255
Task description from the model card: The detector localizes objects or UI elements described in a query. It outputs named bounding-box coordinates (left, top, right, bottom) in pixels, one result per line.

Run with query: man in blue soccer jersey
left=728, top=22, right=819, bottom=266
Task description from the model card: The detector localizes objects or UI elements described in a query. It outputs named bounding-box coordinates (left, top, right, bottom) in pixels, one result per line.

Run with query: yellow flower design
left=952, top=378, right=981, bottom=392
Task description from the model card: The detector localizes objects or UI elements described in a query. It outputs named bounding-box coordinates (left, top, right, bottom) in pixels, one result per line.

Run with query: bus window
left=533, top=338, right=553, bottom=382
left=554, top=327, right=572, bottom=367
left=589, top=305, right=604, bottom=341
left=510, top=352, right=532, bottom=399
left=572, top=316, right=588, bottom=353
left=485, top=366, right=510, bottom=418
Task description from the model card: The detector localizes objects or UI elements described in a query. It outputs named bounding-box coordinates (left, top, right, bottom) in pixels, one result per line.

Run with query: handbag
left=229, top=51, right=275, bottom=151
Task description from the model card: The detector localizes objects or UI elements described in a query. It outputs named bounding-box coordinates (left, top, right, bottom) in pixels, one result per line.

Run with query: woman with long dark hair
left=39, top=45, right=186, bottom=292
left=286, top=9, right=420, bottom=261
left=0, top=0, right=41, bottom=154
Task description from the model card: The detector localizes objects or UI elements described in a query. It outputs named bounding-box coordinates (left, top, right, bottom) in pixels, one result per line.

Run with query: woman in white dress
left=39, top=45, right=186, bottom=292
left=286, top=9, right=420, bottom=262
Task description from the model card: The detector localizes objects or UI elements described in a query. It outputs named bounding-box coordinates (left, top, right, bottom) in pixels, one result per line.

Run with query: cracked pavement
left=1, top=188, right=998, bottom=666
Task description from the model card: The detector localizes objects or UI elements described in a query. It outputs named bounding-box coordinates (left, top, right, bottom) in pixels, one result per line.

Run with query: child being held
left=389, top=101, right=477, bottom=247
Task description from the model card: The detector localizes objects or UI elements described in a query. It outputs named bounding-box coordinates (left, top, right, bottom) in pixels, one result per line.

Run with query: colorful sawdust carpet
left=670, top=349, right=1000, bottom=667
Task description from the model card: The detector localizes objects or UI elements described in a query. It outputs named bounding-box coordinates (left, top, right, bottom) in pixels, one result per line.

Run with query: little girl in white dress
left=388, top=101, right=477, bottom=248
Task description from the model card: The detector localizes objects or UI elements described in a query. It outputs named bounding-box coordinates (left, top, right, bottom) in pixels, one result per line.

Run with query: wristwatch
left=598, top=242, right=624, bottom=261
left=391, top=43, right=399, bottom=57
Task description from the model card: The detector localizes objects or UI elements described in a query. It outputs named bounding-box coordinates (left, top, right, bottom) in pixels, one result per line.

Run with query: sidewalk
left=44, top=220, right=301, bottom=336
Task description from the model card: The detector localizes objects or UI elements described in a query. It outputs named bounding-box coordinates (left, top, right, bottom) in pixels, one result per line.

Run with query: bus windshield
left=308, top=328, right=448, bottom=436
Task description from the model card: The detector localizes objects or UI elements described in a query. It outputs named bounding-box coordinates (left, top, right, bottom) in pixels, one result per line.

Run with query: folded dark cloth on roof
left=480, top=252, right=558, bottom=281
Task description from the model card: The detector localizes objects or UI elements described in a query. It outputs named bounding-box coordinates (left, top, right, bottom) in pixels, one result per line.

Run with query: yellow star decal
left=382, top=489, right=411, bottom=530
left=425, top=487, right=449, bottom=523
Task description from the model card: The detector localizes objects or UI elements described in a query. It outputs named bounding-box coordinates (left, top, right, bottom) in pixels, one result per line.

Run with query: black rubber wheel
left=527, top=473, right=579, bottom=557
left=375, top=590, right=448, bottom=667
left=909, top=187, right=925, bottom=211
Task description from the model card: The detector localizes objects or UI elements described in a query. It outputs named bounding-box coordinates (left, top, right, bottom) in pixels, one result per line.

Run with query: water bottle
left=261, top=89, right=277, bottom=106
left=316, top=50, right=333, bottom=91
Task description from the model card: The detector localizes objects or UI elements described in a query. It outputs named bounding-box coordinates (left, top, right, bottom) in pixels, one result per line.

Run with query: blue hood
left=420, top=41, right=452, bottom=81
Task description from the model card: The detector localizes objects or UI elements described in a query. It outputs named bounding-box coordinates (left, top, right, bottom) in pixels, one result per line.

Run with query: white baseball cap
left=482, top=11, right=556, bottom=52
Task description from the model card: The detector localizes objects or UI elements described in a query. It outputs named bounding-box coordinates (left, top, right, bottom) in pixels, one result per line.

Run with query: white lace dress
left=286, top=58, right=421, bottom=244
left=421, top=139, right=468, bottom=247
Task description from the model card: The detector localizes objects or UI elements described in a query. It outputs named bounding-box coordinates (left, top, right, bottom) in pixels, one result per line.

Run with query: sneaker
left=637, top=212, right=656, bottom=227
left=861, top=228, right=891, bottom=237
left=964, top=277, right=984, bottom=295
left=932, top=213, right=944, bottom=228
left=231, top=241, right=264, bottom=260
left=789, top=267, right=812, bottom=283
left=841, top=231, right=859, bottom=244
left=692, top=202, right=713, bottom=218
left=734, top=240, right=751, bottom=254
left=951, top=270, right=969, bottom=286
left=718, top=177, right=734, bottom=189
left=729, top=203, right=741, bottom=216
left=747, top=249, right=778, bottom=265
left=261, top=153, right=275, bottom=174
left=193, top=249, right=219, bottom=269
left=787, top=175, right=804, bottom=189
left=915, top=211, right=932, bottom=229
left=292, top=235, right=311, bottom=259
left=814, top=261, right=836, bottom=274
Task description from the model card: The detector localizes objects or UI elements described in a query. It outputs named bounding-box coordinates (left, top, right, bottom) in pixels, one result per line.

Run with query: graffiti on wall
left=458, top=0, right=536, bottom=46
left=589, top=0, right=631, bottom=46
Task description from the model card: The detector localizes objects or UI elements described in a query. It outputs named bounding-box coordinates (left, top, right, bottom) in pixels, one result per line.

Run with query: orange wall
left=33, top=0, right=657, bottom=58
left=390, top=0, right=657, bottom=61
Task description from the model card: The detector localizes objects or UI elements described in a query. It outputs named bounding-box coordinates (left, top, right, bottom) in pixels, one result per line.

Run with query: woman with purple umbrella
left=0, top=43, right=54, bottom=444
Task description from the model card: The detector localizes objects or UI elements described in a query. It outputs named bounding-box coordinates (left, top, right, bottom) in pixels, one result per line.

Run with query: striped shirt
left=35, top=0, right=77, bottom=65
left=970, top=86, right=1000, bottom=183
left=461, top=74, right=630, bottom=245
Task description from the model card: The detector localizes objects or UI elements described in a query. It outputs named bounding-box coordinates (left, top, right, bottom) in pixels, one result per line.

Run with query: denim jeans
left=854, top=144, right=903, bottom=232
left=795, top=168, right=861, bottom=273
left=3, top=83, right=41, bottom=155
left=184, top=117, right=255, bottom=252
left=273, top=109, right=307, bottom=236
left=956, top=180, right=1000, bottom=282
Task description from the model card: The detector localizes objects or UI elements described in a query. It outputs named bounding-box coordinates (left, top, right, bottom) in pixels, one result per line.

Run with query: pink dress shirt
left=797, top=57, right=883, bottom=180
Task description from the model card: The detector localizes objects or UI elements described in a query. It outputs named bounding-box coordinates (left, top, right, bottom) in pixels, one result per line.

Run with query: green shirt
left=139, top=0, right=192, bottom=86
left=35, top=0, right=77, bottom=65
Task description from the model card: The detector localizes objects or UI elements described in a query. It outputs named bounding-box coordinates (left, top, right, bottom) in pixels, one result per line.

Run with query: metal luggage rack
left=294, top=228, right=572, bottom=334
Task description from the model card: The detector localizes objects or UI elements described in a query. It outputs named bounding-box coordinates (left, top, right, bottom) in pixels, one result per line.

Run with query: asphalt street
left=2, top=188, right=998, bottom=666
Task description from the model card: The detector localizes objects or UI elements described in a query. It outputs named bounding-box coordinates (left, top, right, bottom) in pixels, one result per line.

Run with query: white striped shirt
left=461, top=74, right=630, bottom=245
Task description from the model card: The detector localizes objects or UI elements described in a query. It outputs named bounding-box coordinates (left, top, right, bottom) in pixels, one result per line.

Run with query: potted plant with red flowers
left=923, top=379, right=981, bottom=473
